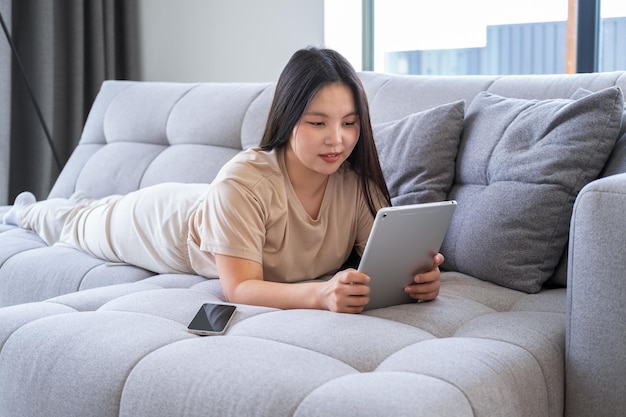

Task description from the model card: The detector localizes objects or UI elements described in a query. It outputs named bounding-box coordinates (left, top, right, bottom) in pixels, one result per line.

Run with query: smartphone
left=187, top=303, right=237, bottom=336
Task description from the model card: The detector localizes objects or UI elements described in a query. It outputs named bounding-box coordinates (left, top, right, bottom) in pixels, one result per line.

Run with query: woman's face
left=286, top=82, right=360, bottom=180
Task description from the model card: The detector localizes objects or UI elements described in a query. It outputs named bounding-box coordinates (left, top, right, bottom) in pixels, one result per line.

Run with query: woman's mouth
left=320, top=153, right=341, bottom=163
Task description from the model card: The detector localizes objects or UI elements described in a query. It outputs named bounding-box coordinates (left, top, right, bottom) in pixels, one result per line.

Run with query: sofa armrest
left=566, top=173, right=626, bottom=417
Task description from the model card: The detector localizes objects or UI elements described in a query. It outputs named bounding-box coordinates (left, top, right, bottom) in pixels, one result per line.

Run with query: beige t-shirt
left=187, top=147, right=378, bottom=282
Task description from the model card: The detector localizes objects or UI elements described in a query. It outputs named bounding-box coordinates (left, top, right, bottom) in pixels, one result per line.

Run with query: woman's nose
left=326, top=125, right=343, bottom=145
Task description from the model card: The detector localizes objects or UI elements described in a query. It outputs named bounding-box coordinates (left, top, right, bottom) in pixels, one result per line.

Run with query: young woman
left=3, top=47, right=443, bottom=314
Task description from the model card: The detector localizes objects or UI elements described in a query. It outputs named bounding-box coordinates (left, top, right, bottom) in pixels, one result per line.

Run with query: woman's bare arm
left=214, top=254, right=371, bottom=313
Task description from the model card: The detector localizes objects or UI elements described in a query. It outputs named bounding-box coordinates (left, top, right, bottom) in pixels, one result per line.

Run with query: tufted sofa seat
left=0, top=271, right=565, bottom=416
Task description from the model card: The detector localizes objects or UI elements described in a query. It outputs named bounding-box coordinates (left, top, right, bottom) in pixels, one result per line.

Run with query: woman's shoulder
left=215, top=148, right=282, bottom=183
left=227, top=147, right=279, bottom=166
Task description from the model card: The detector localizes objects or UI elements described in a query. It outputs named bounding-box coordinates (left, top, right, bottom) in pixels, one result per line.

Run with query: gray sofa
left=1, top=70, right=625, bottom=417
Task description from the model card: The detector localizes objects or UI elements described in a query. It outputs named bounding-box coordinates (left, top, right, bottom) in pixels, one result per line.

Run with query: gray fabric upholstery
left=442, top=87, right=624, bottom=293
left=294, top=373, right=474, bottom=417
left=2, top=71, right=626, bottom=417
left=548, top=86, right=626, bottom=287
left=47, top=81, right=272, bottom=200
left=373, top=100, right=464, bottom=205
left=0, top=273, right=567, bottom=417
left=566, top=172, right=626, bottom=417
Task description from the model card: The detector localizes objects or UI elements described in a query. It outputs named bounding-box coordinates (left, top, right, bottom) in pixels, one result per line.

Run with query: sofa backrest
left=50, top=71, right=626, bottom=200
left=49, top=81, right=275, bottom=199
left=361, top=71, right=626, bottom=178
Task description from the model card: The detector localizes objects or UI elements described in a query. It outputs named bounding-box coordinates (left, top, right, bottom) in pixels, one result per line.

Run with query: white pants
left=18, top=183, right=210, bottom=274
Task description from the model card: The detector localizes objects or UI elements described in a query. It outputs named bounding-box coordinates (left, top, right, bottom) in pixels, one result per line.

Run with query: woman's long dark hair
left=260, top=47, right=391, bottom=216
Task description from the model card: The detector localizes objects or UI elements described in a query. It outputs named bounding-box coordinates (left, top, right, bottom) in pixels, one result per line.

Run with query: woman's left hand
left=404, top=253, right=444, bottom=302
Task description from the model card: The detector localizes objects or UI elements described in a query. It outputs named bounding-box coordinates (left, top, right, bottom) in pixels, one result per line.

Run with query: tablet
left=358, top=200, right=457, bottom=310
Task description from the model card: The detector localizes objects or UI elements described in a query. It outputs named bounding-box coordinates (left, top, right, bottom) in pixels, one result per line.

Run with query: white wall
left=137, top=0, right=325, bottom=83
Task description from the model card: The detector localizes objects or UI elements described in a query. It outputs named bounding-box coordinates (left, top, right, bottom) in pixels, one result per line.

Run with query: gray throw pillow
left=441, top=87, right=624, bottom=293
left=373, top=101, right=465, bottom=205
left=547, top=87, right=626, bottom=288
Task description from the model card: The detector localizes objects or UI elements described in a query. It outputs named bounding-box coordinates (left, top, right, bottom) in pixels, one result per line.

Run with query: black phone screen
left=187, top=303, right=237, bottom=336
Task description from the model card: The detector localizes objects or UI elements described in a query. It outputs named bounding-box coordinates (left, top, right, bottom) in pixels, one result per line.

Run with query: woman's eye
left=344, top=121, right=357, bottom=126
left=308, top=121, right=324, bottom=126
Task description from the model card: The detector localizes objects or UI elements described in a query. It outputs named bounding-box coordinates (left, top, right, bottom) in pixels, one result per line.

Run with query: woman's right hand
left=216, top=254, right=370, bottom=313
left=321, top=269, right=371, bottom=313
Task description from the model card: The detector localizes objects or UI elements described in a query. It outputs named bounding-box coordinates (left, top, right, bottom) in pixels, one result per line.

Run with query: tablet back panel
left=359, top=201, right=456, bottom=310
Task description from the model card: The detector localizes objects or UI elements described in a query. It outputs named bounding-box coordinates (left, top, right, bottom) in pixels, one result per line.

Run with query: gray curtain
left=0, top=0, right=139, bottom=204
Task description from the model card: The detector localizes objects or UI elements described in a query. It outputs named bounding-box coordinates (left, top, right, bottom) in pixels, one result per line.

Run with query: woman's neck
left=283, top=147, right=329, bottom=219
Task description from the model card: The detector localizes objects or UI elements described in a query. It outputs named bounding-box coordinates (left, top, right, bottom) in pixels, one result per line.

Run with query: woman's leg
left=9, top=183, right=208, bottom=272
left=106, top=183, right=209, bottom=273
left=13, top=192, right=124, bottom=263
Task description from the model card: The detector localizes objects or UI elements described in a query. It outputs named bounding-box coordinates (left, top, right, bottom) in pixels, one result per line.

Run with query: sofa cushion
left=373, top=101, right=465, bottom=205
left=571, top=87, right=626, bottom=179
left=0, top=272, right=566, bottom=417
left=547, top=87, right=626, bottom=287
left=442, top=86, right=624, bottom=293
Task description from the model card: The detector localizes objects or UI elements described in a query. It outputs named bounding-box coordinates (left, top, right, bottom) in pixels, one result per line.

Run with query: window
left=375, top=0, right=571, bottom=75
left=324, top=0, right=363, bottom=71
left=324, top=0, right=626, bottom=75
left=599, top=0, right=626, bottom=71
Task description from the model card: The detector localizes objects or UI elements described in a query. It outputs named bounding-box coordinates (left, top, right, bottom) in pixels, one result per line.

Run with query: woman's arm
left=215, top=254, right=371, bottom=313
